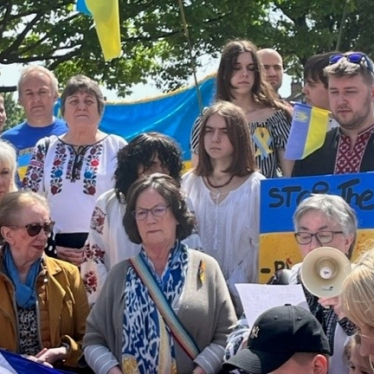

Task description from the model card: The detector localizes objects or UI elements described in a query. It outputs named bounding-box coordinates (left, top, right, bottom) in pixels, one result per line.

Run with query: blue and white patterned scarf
left=122, top=241, right=189, bottom=374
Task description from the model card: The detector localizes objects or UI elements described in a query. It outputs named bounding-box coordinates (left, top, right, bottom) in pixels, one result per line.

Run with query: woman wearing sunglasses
left=0, top=191, right=89, bottom=370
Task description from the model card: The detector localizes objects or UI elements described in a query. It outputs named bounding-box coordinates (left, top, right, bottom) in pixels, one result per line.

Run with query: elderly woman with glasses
left=83, top=173, right=237, bottom=374
left=0, top=191, right=89, bottom=370
left=224, top=194, right=357, bottom=374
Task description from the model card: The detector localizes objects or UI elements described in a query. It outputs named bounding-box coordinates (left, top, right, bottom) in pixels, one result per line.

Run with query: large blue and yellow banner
left=259, top=172, right=374, bottom=283
left=55, top=75, right=216, bottom=163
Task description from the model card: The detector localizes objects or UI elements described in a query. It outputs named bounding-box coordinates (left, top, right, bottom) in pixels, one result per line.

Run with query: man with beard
left=292, top=52, right=374, bottom=176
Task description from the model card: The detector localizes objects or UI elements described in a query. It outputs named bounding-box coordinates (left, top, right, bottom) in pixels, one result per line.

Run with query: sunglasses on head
left=329, top=52, right=374, bottom=73
left=11, top=222, right=55, bottom=237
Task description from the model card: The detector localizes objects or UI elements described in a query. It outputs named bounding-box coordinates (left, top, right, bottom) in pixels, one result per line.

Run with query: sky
left=0, top=57, right=292, bottom=102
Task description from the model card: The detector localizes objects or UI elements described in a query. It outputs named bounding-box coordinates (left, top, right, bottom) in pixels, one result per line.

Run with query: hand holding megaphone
left=318, top=295, right=346, bottom=320
left=300, top=246, right=352, bottom=298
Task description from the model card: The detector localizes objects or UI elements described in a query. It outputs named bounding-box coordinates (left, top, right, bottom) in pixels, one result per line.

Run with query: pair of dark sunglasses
left=11, top=222, right=55, bottom=237
left=329, top=52, right=374, bottom=73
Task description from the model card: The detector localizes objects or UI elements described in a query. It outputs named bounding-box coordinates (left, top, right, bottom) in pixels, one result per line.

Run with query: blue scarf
left=3, top=246, right=41, bottom=309
left=122, top=241, right=189, bottom=373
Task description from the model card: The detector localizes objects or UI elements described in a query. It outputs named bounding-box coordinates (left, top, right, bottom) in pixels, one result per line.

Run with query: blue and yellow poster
left=259, top=172, right=374, bottom=283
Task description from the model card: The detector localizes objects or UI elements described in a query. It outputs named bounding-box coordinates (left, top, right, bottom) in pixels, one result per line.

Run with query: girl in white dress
left=182, top=101, right=265, bottom=314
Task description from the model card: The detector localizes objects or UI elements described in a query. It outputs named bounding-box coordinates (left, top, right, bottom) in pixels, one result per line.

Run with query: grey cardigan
left=83, top=249, right=237, bottom=373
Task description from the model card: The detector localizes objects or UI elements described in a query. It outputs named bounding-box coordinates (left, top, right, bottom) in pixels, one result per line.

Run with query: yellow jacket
left=0, top=251, right=89, bottom=368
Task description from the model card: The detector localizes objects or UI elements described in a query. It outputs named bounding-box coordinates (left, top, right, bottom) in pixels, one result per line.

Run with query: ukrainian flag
left=0, top=350, right=69, bottom=373
left=76, top=0, right=121, bottom=61
left=285, top=103, right=330, bottom=160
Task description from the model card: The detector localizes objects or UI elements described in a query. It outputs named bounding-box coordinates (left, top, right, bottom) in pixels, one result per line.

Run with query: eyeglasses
left=10, top=222, right=55, bottom=237
left=294, top=231, right=344, bottom=245
left=329, top=52, right=374, bottom=73
left=132, top=204, right=170, bottom=221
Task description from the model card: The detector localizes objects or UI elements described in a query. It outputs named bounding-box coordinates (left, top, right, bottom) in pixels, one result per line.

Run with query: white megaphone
left=300, top=247, right=352, bottom=298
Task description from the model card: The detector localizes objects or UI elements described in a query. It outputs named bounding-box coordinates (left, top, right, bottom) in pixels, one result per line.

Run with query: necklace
left=206, top=174, right=234, bottom=189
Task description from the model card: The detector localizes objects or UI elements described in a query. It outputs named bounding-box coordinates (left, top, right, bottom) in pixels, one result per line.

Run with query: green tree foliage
left=0, top=0, right=270, bottom=95
left=0, top=0, right=373, bottom=95
left=259, top=0, right=374, bottom=77
left=1, top=93, right=24, bottom=131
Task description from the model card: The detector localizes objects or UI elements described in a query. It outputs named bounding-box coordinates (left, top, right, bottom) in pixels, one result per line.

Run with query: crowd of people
left=0, top=37, right=373, bottom=374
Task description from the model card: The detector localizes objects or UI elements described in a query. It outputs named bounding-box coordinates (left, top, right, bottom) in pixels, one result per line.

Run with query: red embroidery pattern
left=83, top=271, right=98, bottom=294
left=24, top=142, right=48, bottom=191
left=83, top=144, right=103, bottom=196
left=90, top=206, right=106, bottom=234
left=334, top=127, right=374, bottom=174
left=50, top=143, right=68, bottom=195
left=83, top=243, right=105, bottom=264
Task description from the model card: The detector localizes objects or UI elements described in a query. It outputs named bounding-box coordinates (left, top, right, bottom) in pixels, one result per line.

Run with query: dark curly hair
left=114, top=132, right=183, bottom=202
left=123, top=173, right=194, bottom=244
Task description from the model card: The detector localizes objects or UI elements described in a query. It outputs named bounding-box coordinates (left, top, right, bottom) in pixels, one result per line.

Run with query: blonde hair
left=341, top=249, right=374, bottom=327
left=0, top=140, right=18, bottom=193
left=344, top=334, right=374, bottom=372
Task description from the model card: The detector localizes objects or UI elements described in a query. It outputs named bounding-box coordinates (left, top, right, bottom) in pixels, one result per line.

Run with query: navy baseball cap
left=223, top=305, right=330, bottom=373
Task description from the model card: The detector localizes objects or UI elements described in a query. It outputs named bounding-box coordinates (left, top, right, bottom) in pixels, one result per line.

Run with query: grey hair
left=18, top=65, right=59, bottom=96
left=0, top=191, right=49, bottom=236
left=0, top=140, right=17, bottom=193
left=324, top=56, right=374, bottom=85
left=293, top=194, right=357, bottom=258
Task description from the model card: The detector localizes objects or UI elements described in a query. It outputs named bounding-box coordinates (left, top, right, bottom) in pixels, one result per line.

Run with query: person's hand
left=57, top=246, right=84, bottom=266
left=192, top=366, right=206, bottom=374
left=107, top=366, right=123, bottom=374
left=25, top=348, right=53, bottom=368
left=318, top=296, right=345, bottom=320
left=35, top=346, right=69, bottom=364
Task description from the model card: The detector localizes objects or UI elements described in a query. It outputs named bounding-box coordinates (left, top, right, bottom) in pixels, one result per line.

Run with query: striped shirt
left=190, top=109, right=291, bottom=178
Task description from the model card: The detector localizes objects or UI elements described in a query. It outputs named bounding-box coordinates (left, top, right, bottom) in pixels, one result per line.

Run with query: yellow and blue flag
left=285, top=103, right=330, bottom=160
left=76, top=0, right=121, bottom=61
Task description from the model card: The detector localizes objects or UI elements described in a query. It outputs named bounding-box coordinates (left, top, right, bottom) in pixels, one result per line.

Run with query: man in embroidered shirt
left=292, top=51, right=374, bottom=176
left=1, top=66, right=67, bottom=183
left=222, top=305, right=330, bottom=374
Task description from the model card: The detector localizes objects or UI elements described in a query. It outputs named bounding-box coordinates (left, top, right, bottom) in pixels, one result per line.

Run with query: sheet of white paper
left=235, top=283, right=308, bottom=327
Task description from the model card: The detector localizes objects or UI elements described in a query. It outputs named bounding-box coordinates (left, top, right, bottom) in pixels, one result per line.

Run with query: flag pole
left=177, top=0, right=204, bottom=115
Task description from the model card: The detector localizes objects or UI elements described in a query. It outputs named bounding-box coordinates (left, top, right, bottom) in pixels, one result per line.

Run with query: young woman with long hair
left=183, top=100, right=264, bottom=314
left=190, top=39, right=293, bottom=178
